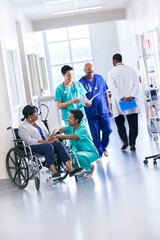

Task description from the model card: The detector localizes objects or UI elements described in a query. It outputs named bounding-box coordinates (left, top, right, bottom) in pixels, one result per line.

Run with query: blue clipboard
left=119, top=99, right=137, bottom=111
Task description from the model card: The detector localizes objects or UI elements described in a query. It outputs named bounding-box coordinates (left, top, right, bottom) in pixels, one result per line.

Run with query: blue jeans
left=31, top=141, right=70, bottom=168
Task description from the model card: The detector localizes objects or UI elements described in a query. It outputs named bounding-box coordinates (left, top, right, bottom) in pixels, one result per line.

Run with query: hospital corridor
left=1, top=0, right=160, bottom=240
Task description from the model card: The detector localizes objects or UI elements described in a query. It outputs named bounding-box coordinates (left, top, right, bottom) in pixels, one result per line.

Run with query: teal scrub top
left=64, top=124, right=99, bottom=156
left=55, top=81, right=87, bottom=124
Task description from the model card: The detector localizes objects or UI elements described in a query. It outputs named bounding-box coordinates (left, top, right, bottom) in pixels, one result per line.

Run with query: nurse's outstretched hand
left=72, top=98, right=80, bottom=104
left=85, top=102, right=92, bottom=107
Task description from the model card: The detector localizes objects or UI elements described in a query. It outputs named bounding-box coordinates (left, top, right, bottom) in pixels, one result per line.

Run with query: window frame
left=43, top=25, right=94, bottom=94
left=0, top=42, right=26, bottom=126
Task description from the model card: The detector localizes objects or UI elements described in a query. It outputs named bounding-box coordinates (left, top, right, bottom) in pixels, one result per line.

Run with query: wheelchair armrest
left=13, top=139, right=33, bottom=156
left=13, top=139, right=23, bottom=143
left=13, top=139, right=26, bottom=147
left=56, top=131, right=63, bottom=135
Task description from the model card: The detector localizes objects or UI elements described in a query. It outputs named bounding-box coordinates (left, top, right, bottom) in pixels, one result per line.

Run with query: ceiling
left=9, top=0, right=126, bottom=21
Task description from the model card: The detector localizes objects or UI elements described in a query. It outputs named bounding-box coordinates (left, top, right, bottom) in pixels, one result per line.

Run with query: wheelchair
left=6, top=126, right=86, bottom=191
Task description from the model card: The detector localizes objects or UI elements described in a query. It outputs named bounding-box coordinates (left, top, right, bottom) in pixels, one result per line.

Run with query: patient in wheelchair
left=18, top=105, right=83, bottom=180
left=52, top=109, right=99, bottom=177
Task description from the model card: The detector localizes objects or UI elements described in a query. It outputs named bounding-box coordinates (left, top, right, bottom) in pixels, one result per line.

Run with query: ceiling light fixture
left=45, top=0, right=73, bottom=4
left=52, top=6, right=102, bottom=15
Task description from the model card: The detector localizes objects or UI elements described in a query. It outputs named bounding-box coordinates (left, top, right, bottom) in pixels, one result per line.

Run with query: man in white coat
left=108, top=54, right=140, bottom=151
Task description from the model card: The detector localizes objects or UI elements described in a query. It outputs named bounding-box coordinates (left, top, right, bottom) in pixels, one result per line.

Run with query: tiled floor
left=1, top=114, right=160, bottom=240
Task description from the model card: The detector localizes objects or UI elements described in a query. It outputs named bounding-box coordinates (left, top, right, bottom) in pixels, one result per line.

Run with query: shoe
left=103, top=150, right=108, bottom=157
left=96, top=158, right=102, bottom=163
left=121, top=141, right=128, bottom=150
left=52, top=172, right=61, bottom=180
left=86, top=165, right=95, bottom=178
left=69, top=167, right=83, bottom=177
left=130, top=145, right=136, bottom=151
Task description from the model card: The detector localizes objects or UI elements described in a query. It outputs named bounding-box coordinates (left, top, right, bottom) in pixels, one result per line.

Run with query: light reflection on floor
left=1, top=116, right=160, bottom=239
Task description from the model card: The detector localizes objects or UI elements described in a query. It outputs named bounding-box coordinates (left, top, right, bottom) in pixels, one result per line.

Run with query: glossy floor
left=1, top=117, right=160, bottom=240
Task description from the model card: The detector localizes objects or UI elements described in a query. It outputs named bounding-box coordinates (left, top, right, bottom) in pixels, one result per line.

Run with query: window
left=4, top=48, right=26, bottom=127
left=39, top=57, right=49, bottom=94
left=7, top=51, right=20, bottom=108
left=27, top=54, right=50, bottom=97
left=45, top=25, right=93, bottom=91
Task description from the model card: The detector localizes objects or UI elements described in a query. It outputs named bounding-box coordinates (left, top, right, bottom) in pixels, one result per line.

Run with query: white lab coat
left=107, top=63, right=140, bottom=118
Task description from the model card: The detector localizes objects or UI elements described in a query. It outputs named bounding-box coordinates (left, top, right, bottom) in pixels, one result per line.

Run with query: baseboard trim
left=0, top=179, right=16, bottom=191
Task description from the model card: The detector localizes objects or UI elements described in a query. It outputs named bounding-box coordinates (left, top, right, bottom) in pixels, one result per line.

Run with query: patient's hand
left=48, top=134, right=56, bottom=141
left=48, top=137, right=59, bottom=143
left=52, top=128, right=59, bottom=135
left=53, top=137, right=59, bottom=142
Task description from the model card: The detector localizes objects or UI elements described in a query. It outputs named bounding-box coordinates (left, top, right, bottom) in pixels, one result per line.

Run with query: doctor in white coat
left=108, top=54, right=140, bottom=151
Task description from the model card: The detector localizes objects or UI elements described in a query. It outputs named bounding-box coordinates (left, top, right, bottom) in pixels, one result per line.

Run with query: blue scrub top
left=55, top=81, right=87, bottom=124
left=79, top=74, right=109, bottom=119
left=64, top=124, right=99, bottom=155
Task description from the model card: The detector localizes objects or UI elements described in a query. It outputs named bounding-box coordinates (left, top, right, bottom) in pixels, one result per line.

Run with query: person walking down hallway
left=108, top=54, right=140, bottom=151
left=79, top=63, right=112, bottom=162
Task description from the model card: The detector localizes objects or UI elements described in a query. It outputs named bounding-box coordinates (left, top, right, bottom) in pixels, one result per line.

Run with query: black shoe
left=52, top=172, right=61, bottom=181
left=69, top=168, right=83, bottom=177
left=121, top=141, right=128, bottom=150
left=130, top=145, right=136, bottom=151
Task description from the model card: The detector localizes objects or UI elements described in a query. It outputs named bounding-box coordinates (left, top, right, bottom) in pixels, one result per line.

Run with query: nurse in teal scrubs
left=52, top=109, right=99, bottom=177
left=55, top=65, right=90, bottom=125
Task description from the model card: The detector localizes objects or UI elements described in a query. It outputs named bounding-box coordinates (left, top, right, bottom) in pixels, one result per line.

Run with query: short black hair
left=21, top=105, right=38, bottom=121
left=61, top=65, right=73, bottom=75
left=113, top=54, right=122, bottom=62
left=70, top=109, right=83, bottom=124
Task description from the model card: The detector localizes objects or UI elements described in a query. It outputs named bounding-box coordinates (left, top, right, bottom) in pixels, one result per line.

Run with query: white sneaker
left=86, top=165, right=95, bottom=178
left=103, top=150, right=108, bottom=157
left=96, top=158, right=102, bottom=163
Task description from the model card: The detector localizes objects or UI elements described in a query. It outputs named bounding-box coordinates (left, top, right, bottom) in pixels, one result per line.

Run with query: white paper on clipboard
left=77, top=92, right=100, bottom=106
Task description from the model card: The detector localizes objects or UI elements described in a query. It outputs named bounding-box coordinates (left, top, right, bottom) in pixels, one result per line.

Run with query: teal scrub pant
left=73, top=151, right=98, bottom=173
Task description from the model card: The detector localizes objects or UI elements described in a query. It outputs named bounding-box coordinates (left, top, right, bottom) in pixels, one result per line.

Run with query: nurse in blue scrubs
left=79, top=63, right=112, bottom=162
left=55, top=65, right=90, bottom=125
left=52, top=109, right=99, bottom=177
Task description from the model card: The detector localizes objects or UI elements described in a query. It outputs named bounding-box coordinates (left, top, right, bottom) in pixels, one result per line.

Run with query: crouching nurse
left=52, top=109, right=99, bottom=177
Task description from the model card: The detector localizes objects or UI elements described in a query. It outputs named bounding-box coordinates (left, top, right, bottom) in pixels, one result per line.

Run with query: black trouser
left=115, top=113, right=138, bottom=146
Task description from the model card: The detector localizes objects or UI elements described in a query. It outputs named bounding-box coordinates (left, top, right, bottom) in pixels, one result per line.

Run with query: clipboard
left=119, top=99, right=137, bottom=111
left=77, top=93, right=100, bottom=106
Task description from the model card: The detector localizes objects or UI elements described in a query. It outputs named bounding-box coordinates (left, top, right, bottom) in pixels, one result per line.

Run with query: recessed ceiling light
left=45, top=0, right=73, bottom=4
left=52, top=6, right=102, bottom=15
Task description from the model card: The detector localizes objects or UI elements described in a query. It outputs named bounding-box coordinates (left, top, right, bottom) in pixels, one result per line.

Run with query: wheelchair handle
left=7, top=126, right=11, bottom=130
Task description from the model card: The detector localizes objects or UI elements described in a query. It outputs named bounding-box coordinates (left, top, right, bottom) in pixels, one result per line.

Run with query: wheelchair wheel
left=6, top=148, right=29, bottom=189
left=35, top=176, right=40, bottom=191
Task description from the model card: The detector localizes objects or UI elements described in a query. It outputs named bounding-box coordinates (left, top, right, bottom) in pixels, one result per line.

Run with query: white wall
left=0, top=0, right=45, bottom=180
left=116, top=0, right=160, bottom=70
left=89, top=21, right=120, bottom=80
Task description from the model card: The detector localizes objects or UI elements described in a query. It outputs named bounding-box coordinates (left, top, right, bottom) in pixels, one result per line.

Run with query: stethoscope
left=63, top=83, right=78, bottom=95
left=84, top=79, right=98, bottom=93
